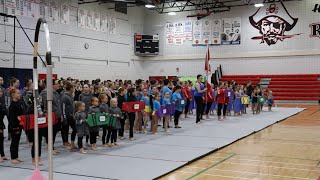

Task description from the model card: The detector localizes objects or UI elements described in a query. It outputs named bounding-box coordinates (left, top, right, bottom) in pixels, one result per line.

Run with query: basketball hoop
left=0, top=16, right=14, bottom=62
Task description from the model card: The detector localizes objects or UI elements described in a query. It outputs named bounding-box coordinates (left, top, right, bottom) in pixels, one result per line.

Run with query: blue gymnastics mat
left=0, top=107, right=305, bottom=180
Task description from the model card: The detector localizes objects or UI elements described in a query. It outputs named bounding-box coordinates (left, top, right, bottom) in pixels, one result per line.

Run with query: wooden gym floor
left=159, top=105, right=320, bottom=180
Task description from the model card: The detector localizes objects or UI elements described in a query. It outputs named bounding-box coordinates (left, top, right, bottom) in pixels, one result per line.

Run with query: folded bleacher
left=220, top=74, right=320, bottom=102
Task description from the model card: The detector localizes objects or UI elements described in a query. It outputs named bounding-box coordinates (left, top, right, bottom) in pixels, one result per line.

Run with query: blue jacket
left=173, top=92, right=183, bottom=112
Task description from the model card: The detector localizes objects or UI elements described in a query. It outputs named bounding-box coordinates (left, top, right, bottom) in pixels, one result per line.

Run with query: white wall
left=1, top=0, right=319, bottom=80
left=142, top=0, right=320, bottom=76
left=0, top=0, right=146, bottom=80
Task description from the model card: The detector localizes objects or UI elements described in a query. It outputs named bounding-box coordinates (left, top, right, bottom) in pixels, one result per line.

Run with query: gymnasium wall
left=142, top=0, right=320, bottom=76
left=0, top=0, right=146, bottom=81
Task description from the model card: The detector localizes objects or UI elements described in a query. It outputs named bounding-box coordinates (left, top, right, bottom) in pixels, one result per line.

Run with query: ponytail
left=127, top=87, right=135, bottom=97
left=173, top=85, right=181, bottom=93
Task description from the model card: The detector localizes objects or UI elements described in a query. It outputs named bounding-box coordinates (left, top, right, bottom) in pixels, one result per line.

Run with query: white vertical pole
left=33, top=69, right=39, bottom=168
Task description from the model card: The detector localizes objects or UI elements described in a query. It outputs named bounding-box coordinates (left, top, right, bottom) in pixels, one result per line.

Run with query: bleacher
left=220, top=74, right=320, bottom=102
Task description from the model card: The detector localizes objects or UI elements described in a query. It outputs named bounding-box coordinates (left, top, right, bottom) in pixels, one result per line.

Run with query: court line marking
left=216, top=152, right=320, bottom=161
left=185, top=153, right=235, bottom=180
left=199, top=157, right=317, bottom=167
left=0, top=165, right=118, bottom=180
left=180, top=171, right=253, bottom=179
left=177, top=169, right=314, bottom=180
left=185, top=162, right=320, bottom=172
left=244, top=140, right=320, bottom=146
left=257, top=128, right=320, bottom=134
left=275, top=125, right=320, bottom=130
left=249, top=138, right=320, bottom=143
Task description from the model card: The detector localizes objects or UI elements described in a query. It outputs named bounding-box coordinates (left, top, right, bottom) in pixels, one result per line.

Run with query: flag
left=204, top=46, right=211, bottom=84
left=204, top=46, right=214, bottom=102
left=204, top=47, right=210, bottom=73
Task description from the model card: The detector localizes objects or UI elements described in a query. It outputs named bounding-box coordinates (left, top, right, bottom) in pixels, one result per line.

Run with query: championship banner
left=173, top=22, right=184, bottom=45
left=39, top=0, right=48, bottom=18
left=184, top=21, right=192, bottom=41
left=24, top=0, right=32, bottom=18
left=48, top=0, right=59, bottom=23
left=192, top=20, right=201, bottom=45
left=86, top=10, right=93, bottom=29
left=109, top=16, right=116, bottom=35
left=165, top=22, right=174, bottom=45
left=30, top=1, right=40, bottom=19
left=4, top=0, right=16, bottom=24
left=14, top=0, right=20, bottom=14
left=15, top=0, right=27, bottom=16
left=211, top=19, right=222, bottom=45
left=93, top=11, right=101, bottom=31
left=100, top=14, right=108, bottom=32
left=78, top=8, right=87, bottom=28
left=221, top=17, right=241, bottom=45
left=201, top=20, right=211, bottom=44
left=60, top=2, right=70, bottom=24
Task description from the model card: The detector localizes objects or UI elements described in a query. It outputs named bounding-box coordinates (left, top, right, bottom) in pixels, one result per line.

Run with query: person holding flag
left=204, top=47, right=214, bottom=119
left=194, top=47, right=211, bottom=123
left=203, top=77, right=215, bottom=119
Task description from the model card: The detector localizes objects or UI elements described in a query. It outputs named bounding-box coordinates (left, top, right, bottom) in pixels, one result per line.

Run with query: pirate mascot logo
left=249, top=2, right=300, bottom=45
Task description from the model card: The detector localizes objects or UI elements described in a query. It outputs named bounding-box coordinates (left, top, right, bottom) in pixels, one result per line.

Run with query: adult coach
left=194, top=75, right=207, bottom=123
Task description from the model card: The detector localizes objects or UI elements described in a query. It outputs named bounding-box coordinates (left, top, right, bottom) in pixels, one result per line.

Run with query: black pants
left=90, top=131, right=98, bottom=144
left=162, top=117, right=165, bottom=127
left=61, top=119, right=68, bottom=143
left=0, top=130, right=4, bottom=157
left=10, top=129, right=22, bottom=160
left=107, top=128, right=117, bottom=144
left=202, top=102, right=213, bottom=115
left=194, top=96, right=203, bottom=123
left=27, top=129, right=44, bottom=158
left=118, top=116, right=126, bottom=137
left=102, top=125, right=108, bottom=144
left=174, top=110, right=182, bottom=126
left=25, top=130, right=32, bottom=143
left=184, top=99, right=190, bottom=115
left=78, top=137, right=83, bottom=149
left=0, top=113, right=4, bottom=157
left=62, top=117, right=77, bottom=143
left=128, top=112, right=135, bottom=138
left=44, top=124, right=58, bottom=150
left=217, top=103, right=227, bottom=117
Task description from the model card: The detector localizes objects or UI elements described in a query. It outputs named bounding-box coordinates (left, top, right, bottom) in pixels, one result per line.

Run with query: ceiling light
left=254, top=3, right=264, bottom=7
left=145, top=4, right=155, bottom=8
left=168, top=12, right=176, bottom=15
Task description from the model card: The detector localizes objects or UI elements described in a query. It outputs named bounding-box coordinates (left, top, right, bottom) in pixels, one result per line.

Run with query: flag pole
left=206, top=43, right=209, bottom=106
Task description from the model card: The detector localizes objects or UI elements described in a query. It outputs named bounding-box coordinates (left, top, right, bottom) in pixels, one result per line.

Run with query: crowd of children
left=0, top=76, right=274, bottom=165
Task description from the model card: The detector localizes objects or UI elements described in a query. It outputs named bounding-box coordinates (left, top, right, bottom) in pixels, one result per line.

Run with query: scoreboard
left=134, top=34, right=159, bottom=56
